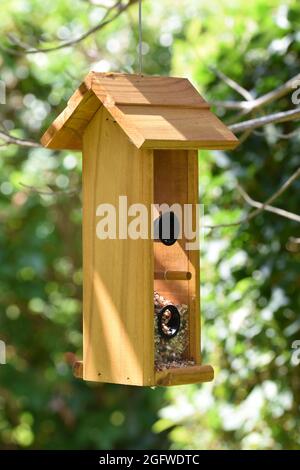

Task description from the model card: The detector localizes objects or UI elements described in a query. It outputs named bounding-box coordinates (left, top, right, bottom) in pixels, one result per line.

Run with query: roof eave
left=140, top=138, right=239, bottom=150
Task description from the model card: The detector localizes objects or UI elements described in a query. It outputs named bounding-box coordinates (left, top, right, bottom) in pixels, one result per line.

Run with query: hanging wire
left=138, top=0, right=143, bottom=74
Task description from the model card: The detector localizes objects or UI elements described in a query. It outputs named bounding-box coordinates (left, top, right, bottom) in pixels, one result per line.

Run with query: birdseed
left=154, top=291, right=195, bottom=371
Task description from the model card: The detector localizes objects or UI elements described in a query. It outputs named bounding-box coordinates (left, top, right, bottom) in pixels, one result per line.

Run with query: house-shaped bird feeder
left=41, top=72, right=238, bottom=387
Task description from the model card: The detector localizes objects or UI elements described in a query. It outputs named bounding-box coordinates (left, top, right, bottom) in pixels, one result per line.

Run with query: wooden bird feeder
left=41, top=72, right=238, bottom=387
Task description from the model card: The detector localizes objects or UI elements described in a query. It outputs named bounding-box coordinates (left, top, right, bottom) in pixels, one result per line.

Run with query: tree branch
left=229, top=108, right=300, bottom=133
left=19, top=183, right=79, bottom=195
left=210, top=67, right=254, bottom=101
left=0, top=130, right=40, bottom=148
left=213, top=73, right=300, bottom=113
left=205, top=167, right=300, bottom=230
left=208, top=70, right=300, bottom=142
left=237, top=184, right=300, bottom=223
left=2, top=0, right=139, bottom=55
left=253, top=127, right=299, bottom=139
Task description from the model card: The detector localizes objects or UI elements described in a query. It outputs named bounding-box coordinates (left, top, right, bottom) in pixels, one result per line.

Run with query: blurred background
left=0, top=0, right=299, bottom=450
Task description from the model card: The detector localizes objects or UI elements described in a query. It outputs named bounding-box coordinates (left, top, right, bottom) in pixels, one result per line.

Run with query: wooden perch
left=154, top=271, right=192, bottom=281
left=155, top=365, right=214, bottom=386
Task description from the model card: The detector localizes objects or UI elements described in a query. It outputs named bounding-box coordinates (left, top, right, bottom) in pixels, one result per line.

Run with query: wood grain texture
left=92, top=73, right=209, bottom=107
left=118, top=105, right=239, bottom=150
left=82, top=106, right=154, bottom=386
left=155, top=365, right=214, bottom=386
left=41, top=72, right=239, bottom=151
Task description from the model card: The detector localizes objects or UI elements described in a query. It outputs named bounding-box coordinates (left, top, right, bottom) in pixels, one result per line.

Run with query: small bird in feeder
left=41, top=72, right=238, bottom=387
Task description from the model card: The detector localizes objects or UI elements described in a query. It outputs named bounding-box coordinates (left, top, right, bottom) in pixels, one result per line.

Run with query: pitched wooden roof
left=41, top=72, right=238, bottom=150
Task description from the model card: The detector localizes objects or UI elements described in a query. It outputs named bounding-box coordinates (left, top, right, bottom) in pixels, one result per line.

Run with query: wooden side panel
left=187, top=151, right=201, bottom=364
left=153, top=150, right=201, bottom=363
left=82, top=107, right=154, bottom=386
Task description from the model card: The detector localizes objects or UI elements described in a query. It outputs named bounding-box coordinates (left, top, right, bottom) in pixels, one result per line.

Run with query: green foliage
left=0, top=0, right=299, bottom=450
left=157, top=0, right=300, bottom=450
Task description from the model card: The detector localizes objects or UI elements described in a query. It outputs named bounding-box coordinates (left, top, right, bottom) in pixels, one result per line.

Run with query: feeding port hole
left=157, top=305, right=181, bottom=339
left=154, top=211, right=180, bottom=246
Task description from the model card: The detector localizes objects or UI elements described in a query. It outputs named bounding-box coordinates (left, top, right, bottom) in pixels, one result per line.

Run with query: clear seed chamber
left=154, top=292, right=195, bottom=371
